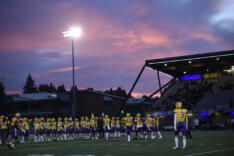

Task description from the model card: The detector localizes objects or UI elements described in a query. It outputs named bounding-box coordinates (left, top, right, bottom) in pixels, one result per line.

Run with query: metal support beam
left=133, top=77, right=176, bottom=112
left=148, top=77, right=176, bottom=99
left=127, top=65, right=146, bottom=97
left=156, top=70, right=162, bottom=97
left=120, top=65, right=146, bottom=112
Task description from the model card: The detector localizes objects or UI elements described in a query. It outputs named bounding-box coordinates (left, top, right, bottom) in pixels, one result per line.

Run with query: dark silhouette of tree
left=104, top=87, right=130, bottom=98
left=38, top=84, right=50, bottom=92
left=87, top=88, right=94, bottom=91
left=38, top=83, right=57, bottom=93
left=70, top=85, right=78, bottom=92
left=57, top=85, right=67, bottom=92
left=0, top=82, right=5, bottom=104
left=23, top=74, right=37, bottom=93
left=49, top=83, right=56, bottom=93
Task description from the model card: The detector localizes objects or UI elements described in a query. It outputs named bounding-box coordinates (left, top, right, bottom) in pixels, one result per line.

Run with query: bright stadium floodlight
left=63, top=27, right=82, bottom=38
left=62, top=26, right=82, bottom=118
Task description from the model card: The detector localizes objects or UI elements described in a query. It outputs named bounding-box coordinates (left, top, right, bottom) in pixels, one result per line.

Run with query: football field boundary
left=186, top=147, right=234, bottom=156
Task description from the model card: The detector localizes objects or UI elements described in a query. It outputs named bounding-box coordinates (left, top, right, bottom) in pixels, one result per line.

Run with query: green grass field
left=1, top=131, right=234, bottom=156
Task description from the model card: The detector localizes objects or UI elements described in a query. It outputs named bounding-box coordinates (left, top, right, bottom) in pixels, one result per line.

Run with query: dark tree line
left=23, top=74, right=67, bottom=93
left=104, top=87, right=131, bottom=98
left=0, top=82, right=5, bottom=103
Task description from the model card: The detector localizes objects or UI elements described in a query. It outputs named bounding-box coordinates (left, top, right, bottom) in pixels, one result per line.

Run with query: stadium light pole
left=63, top=27, right=82, bottom=118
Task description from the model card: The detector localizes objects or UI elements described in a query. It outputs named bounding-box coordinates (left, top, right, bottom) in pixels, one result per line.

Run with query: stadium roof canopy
left=145, top=50, right=234, bottom=78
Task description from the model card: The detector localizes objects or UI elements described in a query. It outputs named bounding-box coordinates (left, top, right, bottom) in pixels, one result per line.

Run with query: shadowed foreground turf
left=0, top=131, right=234, bottom=156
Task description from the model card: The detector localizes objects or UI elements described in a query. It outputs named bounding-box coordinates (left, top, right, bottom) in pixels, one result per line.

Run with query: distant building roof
left=126, top=98, right=153, bottom=106
left=8, top=92, right=57, bottom=102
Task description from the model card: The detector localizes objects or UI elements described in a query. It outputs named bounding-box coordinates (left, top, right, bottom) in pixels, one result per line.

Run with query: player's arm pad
left=174, top=114, right=177, bottom=131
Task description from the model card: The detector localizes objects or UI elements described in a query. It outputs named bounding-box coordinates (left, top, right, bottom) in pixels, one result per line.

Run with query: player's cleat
left=173, top=147, right=179, bottom=150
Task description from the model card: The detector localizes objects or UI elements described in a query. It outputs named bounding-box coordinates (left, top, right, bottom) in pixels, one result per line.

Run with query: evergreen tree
left=49, top=83, right=56, bottom=93
left=70, top=85, right=78, bottom=92
left=57, top=84, right=66, bottom=92
left=38, top=83, right=50, bottom=92
left=0, top=82, right=5, bottom=103
left=23, top=74, right=37, bottom=93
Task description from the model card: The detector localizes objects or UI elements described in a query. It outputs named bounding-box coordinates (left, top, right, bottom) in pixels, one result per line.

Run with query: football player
left=57, top=117, right=63, bottom=141
left=80, top=116, right=86, bottom=138
left=145, top=114, right=152, bottom=139
left=135, top=113, right=143, bottom=139
left=39, top=117, right=45, bottom=142
left=45, top=118, right=52, bottom=142
left=152, top=113, right=162, bottom=139
left=115, top=117, right=121, bottom=137
left=51, top=118, right=57, bottom=140
left=103, top=114, right=110, bottom=140
left=0, top=115, right=3, bottom=145
left=68, top=117, right=74, bottom=140
left=85, top=116, right=90, bottom=139
left=34, top=117, right=40, bottom=142
left=110, top=117, right=116, bottom=137
left=1, top=116, right=9, bottom=145
left=9, top=113, right=20, bottom=149
left=74, top=118, right=80, bottom=139
left=21, top=117, right=29, bottom=143
left=125, top=113, right=133, bottom=142
left=63, top=117, right=68, bottom=140
left=173, top=101, right=188, bottom=150
left=90, top=115, right=97, bottom=139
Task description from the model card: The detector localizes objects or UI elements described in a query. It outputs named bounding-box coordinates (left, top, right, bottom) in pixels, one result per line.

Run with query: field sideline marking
left=186, top=147, right=234, bottom=156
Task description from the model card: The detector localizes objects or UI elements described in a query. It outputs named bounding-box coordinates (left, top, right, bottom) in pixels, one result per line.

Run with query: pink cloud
left=33, top=66, right=83, bottom=78
left=6, top=90, right=21, bottom=95
left=132, top=92, right=160, bottom=98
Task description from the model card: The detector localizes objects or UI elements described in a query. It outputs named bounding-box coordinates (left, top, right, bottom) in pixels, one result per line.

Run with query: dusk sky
left=0, top=0, right=234, bottom=97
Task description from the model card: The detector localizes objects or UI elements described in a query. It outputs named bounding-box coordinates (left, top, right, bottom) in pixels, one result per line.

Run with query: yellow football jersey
left=152, top=117, right=159, bottom=126
left=125, top=117, right=133, bottom=126
left=46, top=121, right=51, bottom=129
left=174, top=108, right=188, bottom=122
left=136, top=117, right=142, bottom=126
left=40, top=121, right=44, bottom=129
left=104, top=117, right=110, bottom=126
left=22, top=121, right=29, bottom=130
left=1, top=120, right=9, bottom=129
left=34, top=122, right=40, bottom=130
left=116, top=119, right=120, bottom=127
left=90, top=118, right=95, bottom=127
left=57, top=121, right=63, bottom=130
left=146, top=117, right=152, bottom=126
left=52, top=121, right=56, bottom=129
left=85, top=121, right=90, bottom=128
left=75, top=121, right=79, bottom=129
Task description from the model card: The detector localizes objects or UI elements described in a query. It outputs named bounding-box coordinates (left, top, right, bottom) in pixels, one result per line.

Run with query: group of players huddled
left=1, top=101, right=189, bottom=150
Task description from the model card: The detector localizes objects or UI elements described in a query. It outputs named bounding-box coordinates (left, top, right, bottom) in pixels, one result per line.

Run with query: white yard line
left=186, top=148, right=234, bottom=156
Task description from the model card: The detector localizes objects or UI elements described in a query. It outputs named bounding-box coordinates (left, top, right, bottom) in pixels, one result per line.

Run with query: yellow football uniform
left=146, top=117, right=152, bottom=127
left=22, top=121, right=29, bottom=130
left=174, top=108, right=188, bottom=122
left=125, top=117, right=133, bottom=126
left=104, top=117, right=110, bottom=126
left=90, top=118, right=96, bottom=127
left=136, top=116, right=143, bottom=127
left=57, top=121, right=63, bottom=130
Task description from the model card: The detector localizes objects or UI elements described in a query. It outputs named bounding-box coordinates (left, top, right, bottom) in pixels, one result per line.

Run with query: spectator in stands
left=193, top=118, right=200, bottom=130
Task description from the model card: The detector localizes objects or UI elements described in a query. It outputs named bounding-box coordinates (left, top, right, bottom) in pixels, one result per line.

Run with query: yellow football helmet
left=126, top=113, right=130, bottom=117
left=176, top=101, right=182, bottom=108
left=15, top=112, right=20, bottom=117
left=153, top=113, right=157, bottom=117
